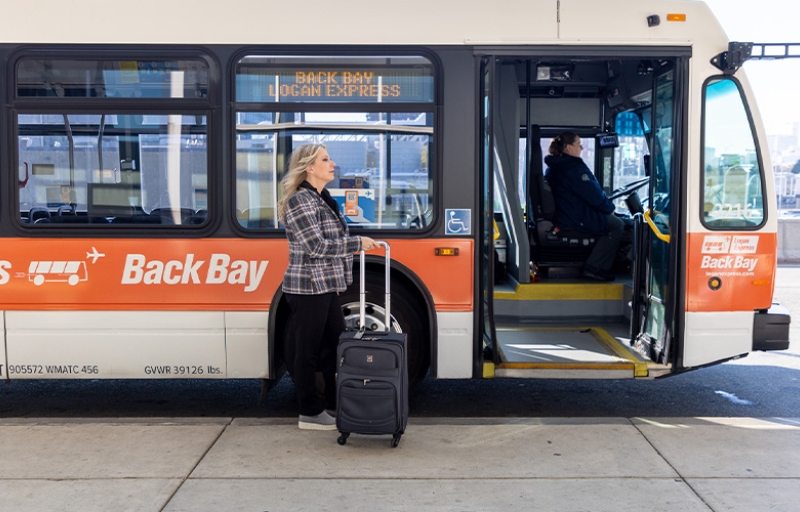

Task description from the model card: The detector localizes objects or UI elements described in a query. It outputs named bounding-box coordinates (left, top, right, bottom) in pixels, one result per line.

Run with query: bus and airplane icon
left=26, top=246, right=104, bottom=286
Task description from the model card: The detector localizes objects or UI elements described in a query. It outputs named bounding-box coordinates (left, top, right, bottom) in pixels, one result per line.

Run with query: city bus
left=0, top=0, right=790, bottom=390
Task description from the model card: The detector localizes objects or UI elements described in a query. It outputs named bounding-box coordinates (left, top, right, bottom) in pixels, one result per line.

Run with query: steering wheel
left=608, top=176, right=649, bottom=201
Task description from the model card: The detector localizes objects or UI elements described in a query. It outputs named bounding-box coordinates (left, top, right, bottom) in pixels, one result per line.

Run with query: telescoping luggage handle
left=357, top=240, right=390, bottom=337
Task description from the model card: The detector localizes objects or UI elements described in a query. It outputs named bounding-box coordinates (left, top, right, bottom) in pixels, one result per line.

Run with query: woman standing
left=278, top=143, right=376, bottom=430
left=544, top=131, right=623, bottom=281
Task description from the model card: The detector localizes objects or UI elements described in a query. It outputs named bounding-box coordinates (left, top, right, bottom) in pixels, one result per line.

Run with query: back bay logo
left=699, top=235, right=760, bottom=273
left=0, top=261, right=10, bottom=285
left=0, top=249, right=269, bottom=292
left=122, top=254, right=268, bottom=292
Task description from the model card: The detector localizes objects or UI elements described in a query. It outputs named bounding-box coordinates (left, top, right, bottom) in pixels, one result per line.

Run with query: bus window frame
left=699, top=74, right=768, bottom=231
left=9, top=47, right=219, bottom=104
left=228, top=46, right=442, bottom=237
left=8, top=46, right=222, bottom=236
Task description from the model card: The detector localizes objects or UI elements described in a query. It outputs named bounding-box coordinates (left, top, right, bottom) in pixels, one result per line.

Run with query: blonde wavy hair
left=277, top=143, right=327, bottom=222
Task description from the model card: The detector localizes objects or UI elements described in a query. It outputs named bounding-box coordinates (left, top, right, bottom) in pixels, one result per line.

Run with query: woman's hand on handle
left=360, top=236, right=377, bottom=251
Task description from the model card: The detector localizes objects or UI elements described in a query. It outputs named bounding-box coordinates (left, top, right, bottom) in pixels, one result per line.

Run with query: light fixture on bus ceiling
left=536, top=64, right=574, bottom=82
left=637, top=60, right=654, bottom=75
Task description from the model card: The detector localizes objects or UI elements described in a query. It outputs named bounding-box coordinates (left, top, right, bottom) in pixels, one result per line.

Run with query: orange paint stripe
left=0, top=237, right=475, bottom=312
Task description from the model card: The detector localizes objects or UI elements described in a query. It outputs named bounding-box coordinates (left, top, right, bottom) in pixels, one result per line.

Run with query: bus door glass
left=479, top=57, right=498, bottom=364
left=633, top=67, right=677, bottom=365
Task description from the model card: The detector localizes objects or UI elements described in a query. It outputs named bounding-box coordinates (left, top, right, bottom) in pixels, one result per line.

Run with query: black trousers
left=284, top=292, right=346, bottom=416
left=585, top=214, right=624, bottom=272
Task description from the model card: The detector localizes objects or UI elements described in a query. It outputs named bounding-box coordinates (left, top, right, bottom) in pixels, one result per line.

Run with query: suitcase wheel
left=391, top=434, right=401, bottom=448
left=337, top=432, right=349, bottom=445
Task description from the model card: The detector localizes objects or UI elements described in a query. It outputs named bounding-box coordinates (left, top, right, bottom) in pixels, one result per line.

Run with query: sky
left=704, top=0, right=800, bottom=135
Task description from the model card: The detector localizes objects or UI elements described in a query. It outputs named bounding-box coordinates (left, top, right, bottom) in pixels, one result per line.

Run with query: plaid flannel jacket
left=282, top=185, right=361, bottom=295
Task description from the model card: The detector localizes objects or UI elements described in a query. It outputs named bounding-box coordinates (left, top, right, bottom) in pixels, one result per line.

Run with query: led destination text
left=270, top=71, right=401, bottom=99
left=269, top=82, right=402, bottom=99
left=239, top=68, right=433, bottom=102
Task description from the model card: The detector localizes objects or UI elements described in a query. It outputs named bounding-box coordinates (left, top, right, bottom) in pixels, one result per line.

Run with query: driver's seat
left=527, top=125, right=597, bottom=270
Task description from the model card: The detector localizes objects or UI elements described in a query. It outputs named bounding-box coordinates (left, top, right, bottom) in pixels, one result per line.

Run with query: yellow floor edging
left=498, top=362, right=634, bottom=371
left=494, top=282, right=623, bottom=301
left=590, top=327, right=650, bottom=377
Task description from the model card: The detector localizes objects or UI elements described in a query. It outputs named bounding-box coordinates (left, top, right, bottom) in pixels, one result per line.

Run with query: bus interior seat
left=48, top=215, right=109, bottom=224
left=189, top=209, right=207, bottom=224
left=110, top=214, right=160, bottom=224
left=527, top=124, right=596, bottom=271
left=57, top=204, right=75, bottom=216
left=28, top=207, right=51, bottom=223
left=149, top=207, right=196, bottom=224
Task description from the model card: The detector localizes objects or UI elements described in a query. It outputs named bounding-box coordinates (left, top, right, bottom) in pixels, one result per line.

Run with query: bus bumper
left=753, top=304, right=791, bottom=351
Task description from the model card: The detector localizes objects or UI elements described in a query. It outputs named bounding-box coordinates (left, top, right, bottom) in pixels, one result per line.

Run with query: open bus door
left=630, top=63, right=682, bottom=368
left=480, top=51, right=686, bottom=378
left=479, top=55, right=534, bottom=371
left=479, top=46, right=787, bottom=379
left=480, top=57, right=500, bottom=368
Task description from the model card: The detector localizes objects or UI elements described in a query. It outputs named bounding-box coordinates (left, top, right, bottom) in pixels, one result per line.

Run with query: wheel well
left=269, top=257, right=437, bottom=380
left=268, top=290, right=290, bottom=380
left=360, top=256, right=436, bottom=378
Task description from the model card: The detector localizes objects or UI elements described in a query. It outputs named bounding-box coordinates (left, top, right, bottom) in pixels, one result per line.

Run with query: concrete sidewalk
left=0, top=417, right=798, bottom=512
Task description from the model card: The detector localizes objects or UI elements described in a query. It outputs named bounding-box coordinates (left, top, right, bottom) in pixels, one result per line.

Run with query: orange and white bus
left=0, top=0, right=790, bottom=388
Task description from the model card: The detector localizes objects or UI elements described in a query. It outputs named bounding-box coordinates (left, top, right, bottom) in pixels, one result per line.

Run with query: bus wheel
left=340, top=270, right=430, bottom=390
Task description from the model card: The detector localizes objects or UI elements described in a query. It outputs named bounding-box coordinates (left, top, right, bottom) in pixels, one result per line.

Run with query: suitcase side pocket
left=337, top=381, right=398, bottom=434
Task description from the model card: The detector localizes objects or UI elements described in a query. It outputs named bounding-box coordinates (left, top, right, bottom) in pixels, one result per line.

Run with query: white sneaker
left=298, top=411, right=337, bottom=431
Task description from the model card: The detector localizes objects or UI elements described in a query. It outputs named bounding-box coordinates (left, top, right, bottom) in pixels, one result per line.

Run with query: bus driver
left=544, top=131, right=623, bottom=282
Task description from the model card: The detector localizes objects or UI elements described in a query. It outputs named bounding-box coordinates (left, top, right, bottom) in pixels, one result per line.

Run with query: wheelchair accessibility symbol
left=445, top=209, right=471, bottom=235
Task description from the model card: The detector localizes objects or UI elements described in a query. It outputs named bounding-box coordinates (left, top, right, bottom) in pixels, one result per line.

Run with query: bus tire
left=339, top=269, right=430, bottom=391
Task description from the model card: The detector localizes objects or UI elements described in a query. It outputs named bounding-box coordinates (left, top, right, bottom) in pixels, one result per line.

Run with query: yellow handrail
left=643, top=209, right=671, bottom=243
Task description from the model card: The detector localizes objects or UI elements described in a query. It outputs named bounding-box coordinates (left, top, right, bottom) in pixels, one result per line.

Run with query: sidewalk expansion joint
left=628, top=418, right=715, bottom=511
left=158, top=417, right=233, bottom=512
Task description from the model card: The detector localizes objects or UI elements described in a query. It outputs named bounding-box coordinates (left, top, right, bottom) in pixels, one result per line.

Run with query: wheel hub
left=341, top=301, right=402, bottom=333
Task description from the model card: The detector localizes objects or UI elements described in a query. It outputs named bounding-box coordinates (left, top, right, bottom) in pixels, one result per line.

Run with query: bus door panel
left=480, top=57, right=533, bottom=368
left=479, top=57, right=499, bottom=365
left=632, top=66, right=678, bottom=367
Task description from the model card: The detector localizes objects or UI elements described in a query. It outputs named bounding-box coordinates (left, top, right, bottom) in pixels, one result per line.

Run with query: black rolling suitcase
left=336, top=241, right=408, bottom=448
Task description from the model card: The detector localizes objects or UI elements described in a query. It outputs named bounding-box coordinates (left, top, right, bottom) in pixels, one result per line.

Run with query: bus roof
left=1, top=0, right=726, bottom=47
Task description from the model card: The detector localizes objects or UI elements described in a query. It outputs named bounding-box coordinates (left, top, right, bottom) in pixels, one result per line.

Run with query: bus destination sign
left=237, top=67, right=434, bottom=103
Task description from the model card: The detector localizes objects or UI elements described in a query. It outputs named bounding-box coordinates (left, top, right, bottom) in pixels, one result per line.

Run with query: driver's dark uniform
left=544, top=154, right=623, bottom=280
